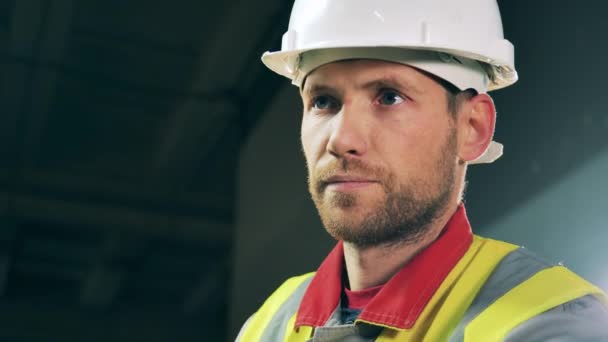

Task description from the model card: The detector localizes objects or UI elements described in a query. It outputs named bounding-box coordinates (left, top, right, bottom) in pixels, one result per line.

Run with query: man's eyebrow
left=302, top=76, right=424, bottom=97
left=301, top=84, right=338, bottom=97
left=359, top=76, right=423, bottom=95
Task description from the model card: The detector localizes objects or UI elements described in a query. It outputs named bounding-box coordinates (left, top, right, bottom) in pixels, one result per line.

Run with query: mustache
left=312, top=158, right=389, bottom=192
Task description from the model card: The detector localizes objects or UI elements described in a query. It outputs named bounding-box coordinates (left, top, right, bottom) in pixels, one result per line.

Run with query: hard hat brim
left=262, top=45, right=518, bottom=92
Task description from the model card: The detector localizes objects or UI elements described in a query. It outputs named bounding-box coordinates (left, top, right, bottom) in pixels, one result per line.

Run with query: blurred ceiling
left=0, top=0, right=290, bottom=340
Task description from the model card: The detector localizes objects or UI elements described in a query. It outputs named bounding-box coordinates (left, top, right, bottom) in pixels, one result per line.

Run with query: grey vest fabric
left=308, top=324, right=381, bottom=342
left=308, top=301, right=382, bottom=341
left=235, top=276, right=314, bottom=342
left=448, top=247, right=552, bottom=341
left=449, top=247, right=608, bottom=341
left=259, top=276, right=314, bottom=342
left=504, top=294, right=608, bottom=342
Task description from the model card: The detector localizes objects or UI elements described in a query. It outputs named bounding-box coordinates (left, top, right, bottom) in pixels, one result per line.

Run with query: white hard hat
left=261, top=0, right=519, bottom=165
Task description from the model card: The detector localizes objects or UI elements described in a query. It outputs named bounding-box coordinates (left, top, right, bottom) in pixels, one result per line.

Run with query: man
left=237, top=0, right=608, bottom=341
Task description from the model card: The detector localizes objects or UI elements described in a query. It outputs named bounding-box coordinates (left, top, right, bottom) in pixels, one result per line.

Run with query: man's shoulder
left=474, top=234, right=560, bottom=275
left=272, top=272, right=316, bottom=297
left=259, top=272, right=316, bottom=311
left=504, top=294, right=608, bottom=341
left=474, top=235, right=601, bottom=290
left=281, top=272, right=317, bottom=285
left=474, top=235, right=606, bottom=308
left=473, top=234, right=519, bottom=250
left=468, top=235, right=608, bottom=340
left=235, top=272, right=316, bottom=341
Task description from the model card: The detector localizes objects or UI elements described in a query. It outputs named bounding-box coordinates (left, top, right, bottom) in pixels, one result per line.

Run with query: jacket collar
left=295, top=204, right=473, bottom=329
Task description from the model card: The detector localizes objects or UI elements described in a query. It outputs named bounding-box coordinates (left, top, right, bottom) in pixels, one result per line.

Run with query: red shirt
left=295, top=204, right=474, bottom=329
left=344, top=284, right=384, bottom=310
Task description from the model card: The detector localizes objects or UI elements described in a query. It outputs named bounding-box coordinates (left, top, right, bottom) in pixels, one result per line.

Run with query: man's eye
left=378, top=91, right=405, bottom=106
left=312, top=96, right=336, bottom=110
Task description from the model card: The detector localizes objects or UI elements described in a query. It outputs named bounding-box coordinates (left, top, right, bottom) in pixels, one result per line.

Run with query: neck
left=343, top=202, right=459, bottom=291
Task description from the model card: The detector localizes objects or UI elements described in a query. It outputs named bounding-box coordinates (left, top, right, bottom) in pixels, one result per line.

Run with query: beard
left=308, top=128, right=458, bottom=249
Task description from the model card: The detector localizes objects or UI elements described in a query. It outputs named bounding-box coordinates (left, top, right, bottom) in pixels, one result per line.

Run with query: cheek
left=376, top=115, right=429, bottom=153
left=300, top=116, right=326, bottom=168
left=374, top=111, right=446, bottom=172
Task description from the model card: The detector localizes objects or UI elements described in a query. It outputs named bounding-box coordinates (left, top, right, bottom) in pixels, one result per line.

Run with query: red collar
left=295, top=204, right=473, bottom=329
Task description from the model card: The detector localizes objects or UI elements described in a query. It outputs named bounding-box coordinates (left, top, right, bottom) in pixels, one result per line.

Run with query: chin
left=324, top=206, right=370, bottom=226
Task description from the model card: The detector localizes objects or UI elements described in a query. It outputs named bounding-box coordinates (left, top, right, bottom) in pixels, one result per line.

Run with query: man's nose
left=327, top=106, right=369, bottom=158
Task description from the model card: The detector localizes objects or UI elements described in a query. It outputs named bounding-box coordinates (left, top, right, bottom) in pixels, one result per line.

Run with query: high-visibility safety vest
left=238, top=237, right=608, bottom=341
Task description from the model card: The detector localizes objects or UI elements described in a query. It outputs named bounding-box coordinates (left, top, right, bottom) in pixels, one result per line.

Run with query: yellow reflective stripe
left=465, top=266, right=607, bottom=342
left=239, top=272, right=315, bottom=342
left=376, top=236, right=517, bottom=341
left=424, top=237, right=518, bottom=341
left=283, top=313, right=313, bottom=342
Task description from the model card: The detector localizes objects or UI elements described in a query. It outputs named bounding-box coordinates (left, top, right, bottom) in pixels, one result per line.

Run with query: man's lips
left=322, top=176, right=378, bottom=191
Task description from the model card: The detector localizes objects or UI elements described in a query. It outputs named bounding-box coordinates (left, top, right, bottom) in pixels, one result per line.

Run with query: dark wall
left=467, top=0, right=608, bottom=227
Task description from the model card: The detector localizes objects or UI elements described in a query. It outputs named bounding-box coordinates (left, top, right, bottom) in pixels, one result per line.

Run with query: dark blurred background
left=0, top=0, right=605, bottom=341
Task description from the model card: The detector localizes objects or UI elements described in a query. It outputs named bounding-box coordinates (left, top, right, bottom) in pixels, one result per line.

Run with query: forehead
left=302, top=59, right=438, bottom=95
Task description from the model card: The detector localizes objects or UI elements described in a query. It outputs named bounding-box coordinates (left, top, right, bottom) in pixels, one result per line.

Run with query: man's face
left=300, top=60, right=461, bottom=248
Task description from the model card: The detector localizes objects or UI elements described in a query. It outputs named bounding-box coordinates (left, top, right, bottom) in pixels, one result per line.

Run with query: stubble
left=308, top=128, right=458, bottom=248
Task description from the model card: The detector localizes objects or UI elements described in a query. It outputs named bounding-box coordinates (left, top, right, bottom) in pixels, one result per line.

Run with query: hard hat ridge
left=262, top=0, right=517, bottom=92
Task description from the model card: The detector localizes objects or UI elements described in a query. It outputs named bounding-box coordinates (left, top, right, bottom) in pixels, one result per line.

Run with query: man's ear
left=457, top=93, right=496, bottom=163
